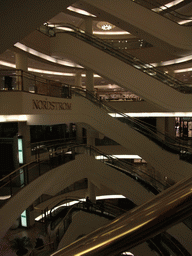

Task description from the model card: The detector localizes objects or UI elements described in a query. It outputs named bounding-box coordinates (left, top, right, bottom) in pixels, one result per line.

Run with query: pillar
left=76, top=123, right=83, bottom=144
left=165, top=117, right=175, bottom=138
left=86, top=69, right=94, bottom=93
left=75, top=71, right=82, bottom=88
left=15, top=53, right=28, bottom=71
left=87, top=129, right=96, bottom=147
left=88, top=180, right=96, bottom=203
left=15, top=52, right=28, bottom=90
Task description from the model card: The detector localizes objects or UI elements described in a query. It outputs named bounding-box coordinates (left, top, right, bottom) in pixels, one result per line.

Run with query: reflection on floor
left=0, top=222, right=50, bottom=256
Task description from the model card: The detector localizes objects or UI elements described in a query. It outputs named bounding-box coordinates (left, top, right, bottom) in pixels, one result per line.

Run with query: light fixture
left=97, top=21, right=115, bottom=31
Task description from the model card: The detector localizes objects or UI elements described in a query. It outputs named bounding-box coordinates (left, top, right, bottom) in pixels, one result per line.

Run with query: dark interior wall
left=0, top=122, right=18, bottom=175
left=30, top=123, right=76, bottom=143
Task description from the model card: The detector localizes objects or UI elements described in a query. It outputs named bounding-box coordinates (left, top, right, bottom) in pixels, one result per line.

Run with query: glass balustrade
left=52, top=24, right=192, bottom=93
left=130, top=0, right=192, bottom=26
left=72, top=87, right=192, bottom=163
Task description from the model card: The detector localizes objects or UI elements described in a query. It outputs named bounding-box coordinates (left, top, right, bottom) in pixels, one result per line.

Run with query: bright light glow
left=18, top=115, right=27, bottom=121
left=102, top=24, right=113, bottom=30
left=151, top=54, right=192, bottom=67
left=14, top=42, right=82, bottom=68
left=152, top=0, right=184, bottom=12
left=0, top=60, right=16, bottom=68
left=109, top=112, right=192, bottom=117
left=97, top=21, right=115, bottom=31
left=122, top=253, right=134, bottom=256
left=67, top=6, right=96, bottom=17
left=0, top=115, right=27, bottom=122
left=35, top=195, right=125, bottom=221
left=95, top=155, right=142, bottom=160
left=81, top=74, right=101, bottom=78
left=174, top=67, right=192, bottom=73
left=93, top=31, right=130, bottom=35
left=56, top=26, right=75, bottom=32
left=178, top=19, right=192, bottom=25
left=21, top=210, right=27, bottom=227
left=73, top=220, right=151, bottom=256
left=0, top=195, right=11, bottom=200
left=96, top=195, right=125, bottom=200
left=28, top=68, right=75, bottom=76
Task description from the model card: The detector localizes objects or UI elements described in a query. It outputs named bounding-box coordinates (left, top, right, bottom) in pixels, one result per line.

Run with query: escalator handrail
left=129, top=0, right=192, bottom=26
left=50, top=175, right=192, bottom=256
left=0, top=143, right=168, bottom=209
left=52, top=23, right=192, bottom=93
left=71, top=87, right=192, bottom=156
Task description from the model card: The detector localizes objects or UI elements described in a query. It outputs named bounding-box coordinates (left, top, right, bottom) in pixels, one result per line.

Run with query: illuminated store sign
left=32, top=99, right=72, bottom=110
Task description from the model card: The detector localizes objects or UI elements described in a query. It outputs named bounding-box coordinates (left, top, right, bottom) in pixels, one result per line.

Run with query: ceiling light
left=152, top=0, right=184, bottom=12
left=97, top=22, right=115, bottom=31
left=93, top=31, right=129, bottom=35
left=67, top=6, right=96, bottom=17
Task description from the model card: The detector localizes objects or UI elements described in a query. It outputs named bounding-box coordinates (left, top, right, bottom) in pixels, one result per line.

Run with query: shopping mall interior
left=0, top=0, right=192, bottom=255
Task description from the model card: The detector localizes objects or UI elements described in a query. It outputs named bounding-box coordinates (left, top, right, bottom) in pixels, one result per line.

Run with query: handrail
left=49, top=198, right=122, bottom=230
left=71, top=87, right=192, bottom=162
left=0, top=143, right=169, bottom=208
left=47, top=198, right=127, bottom=249
left=48, top=197, right=190, bottom=255
left=130, top=0, right=192, bottom=26
left=52, top=23, right=192, bottom=93
left=50, top=176, right=192, bottom=256
left=0, top=69, right=72, bottom=98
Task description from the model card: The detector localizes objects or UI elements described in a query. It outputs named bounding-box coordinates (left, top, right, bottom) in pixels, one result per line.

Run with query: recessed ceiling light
left=97, top=21, right=115, bottom=31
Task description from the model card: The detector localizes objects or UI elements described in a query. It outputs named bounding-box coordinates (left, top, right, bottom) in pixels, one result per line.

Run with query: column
left=87, top=129, right=96, bottom=147
left=165, top=117, right=175, bottom=138
left=86, top=69, right=94, bottom=93
left=76, top=123, right=83, bottom=144
left=15, top=53, right=28, bottom=71
left=88, top=180, right=96, bottom=203
left=75, top=71, right=82, bottom=88
left=15, top=52, right=28, bottom=90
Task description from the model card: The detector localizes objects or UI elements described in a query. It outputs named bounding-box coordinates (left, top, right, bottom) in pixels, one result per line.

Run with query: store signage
left=32, top=99, right=72, bottom=110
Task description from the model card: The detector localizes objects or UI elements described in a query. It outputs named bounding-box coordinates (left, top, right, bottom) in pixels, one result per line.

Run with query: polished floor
left=0, top=222, right=51, bottom=256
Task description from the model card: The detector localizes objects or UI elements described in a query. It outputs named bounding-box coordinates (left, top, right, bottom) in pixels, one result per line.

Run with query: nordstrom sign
left=32, top=99, right=72, bottom=110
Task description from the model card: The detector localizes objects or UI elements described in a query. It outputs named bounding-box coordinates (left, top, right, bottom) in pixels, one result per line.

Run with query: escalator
left=44, top=197, right=191, bottom=255
left=123, top=0, right=192, bottom=26
left=78, top=0, right=192, bottom=55
left=51, top=175, right=192, bottom=256
left=47, top=198, right=125, bottom=249
left=50, top=25, right=192, bottom=111
left=71, top=88, right=192, bottom=182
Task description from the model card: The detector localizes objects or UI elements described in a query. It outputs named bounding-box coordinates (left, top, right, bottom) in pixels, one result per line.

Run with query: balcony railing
left=130, top=0, right=192, bottom=26
left=0, top=143, right=170, bottom=209
left=50, top=24, right=192, bottom=93
left=0, top=69, right=71, bottom=98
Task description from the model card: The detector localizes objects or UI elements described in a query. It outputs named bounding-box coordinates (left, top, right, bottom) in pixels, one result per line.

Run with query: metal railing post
left=21, top=70, right=24, bottom=91
left=9, top=174, right=13, bottom=197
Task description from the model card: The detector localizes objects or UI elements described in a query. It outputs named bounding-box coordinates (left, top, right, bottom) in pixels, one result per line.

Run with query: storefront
left=175, top=117, right=192, bottom=139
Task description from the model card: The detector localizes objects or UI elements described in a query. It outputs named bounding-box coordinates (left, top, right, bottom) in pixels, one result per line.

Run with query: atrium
left=0, top=0, right=192, bottom=255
